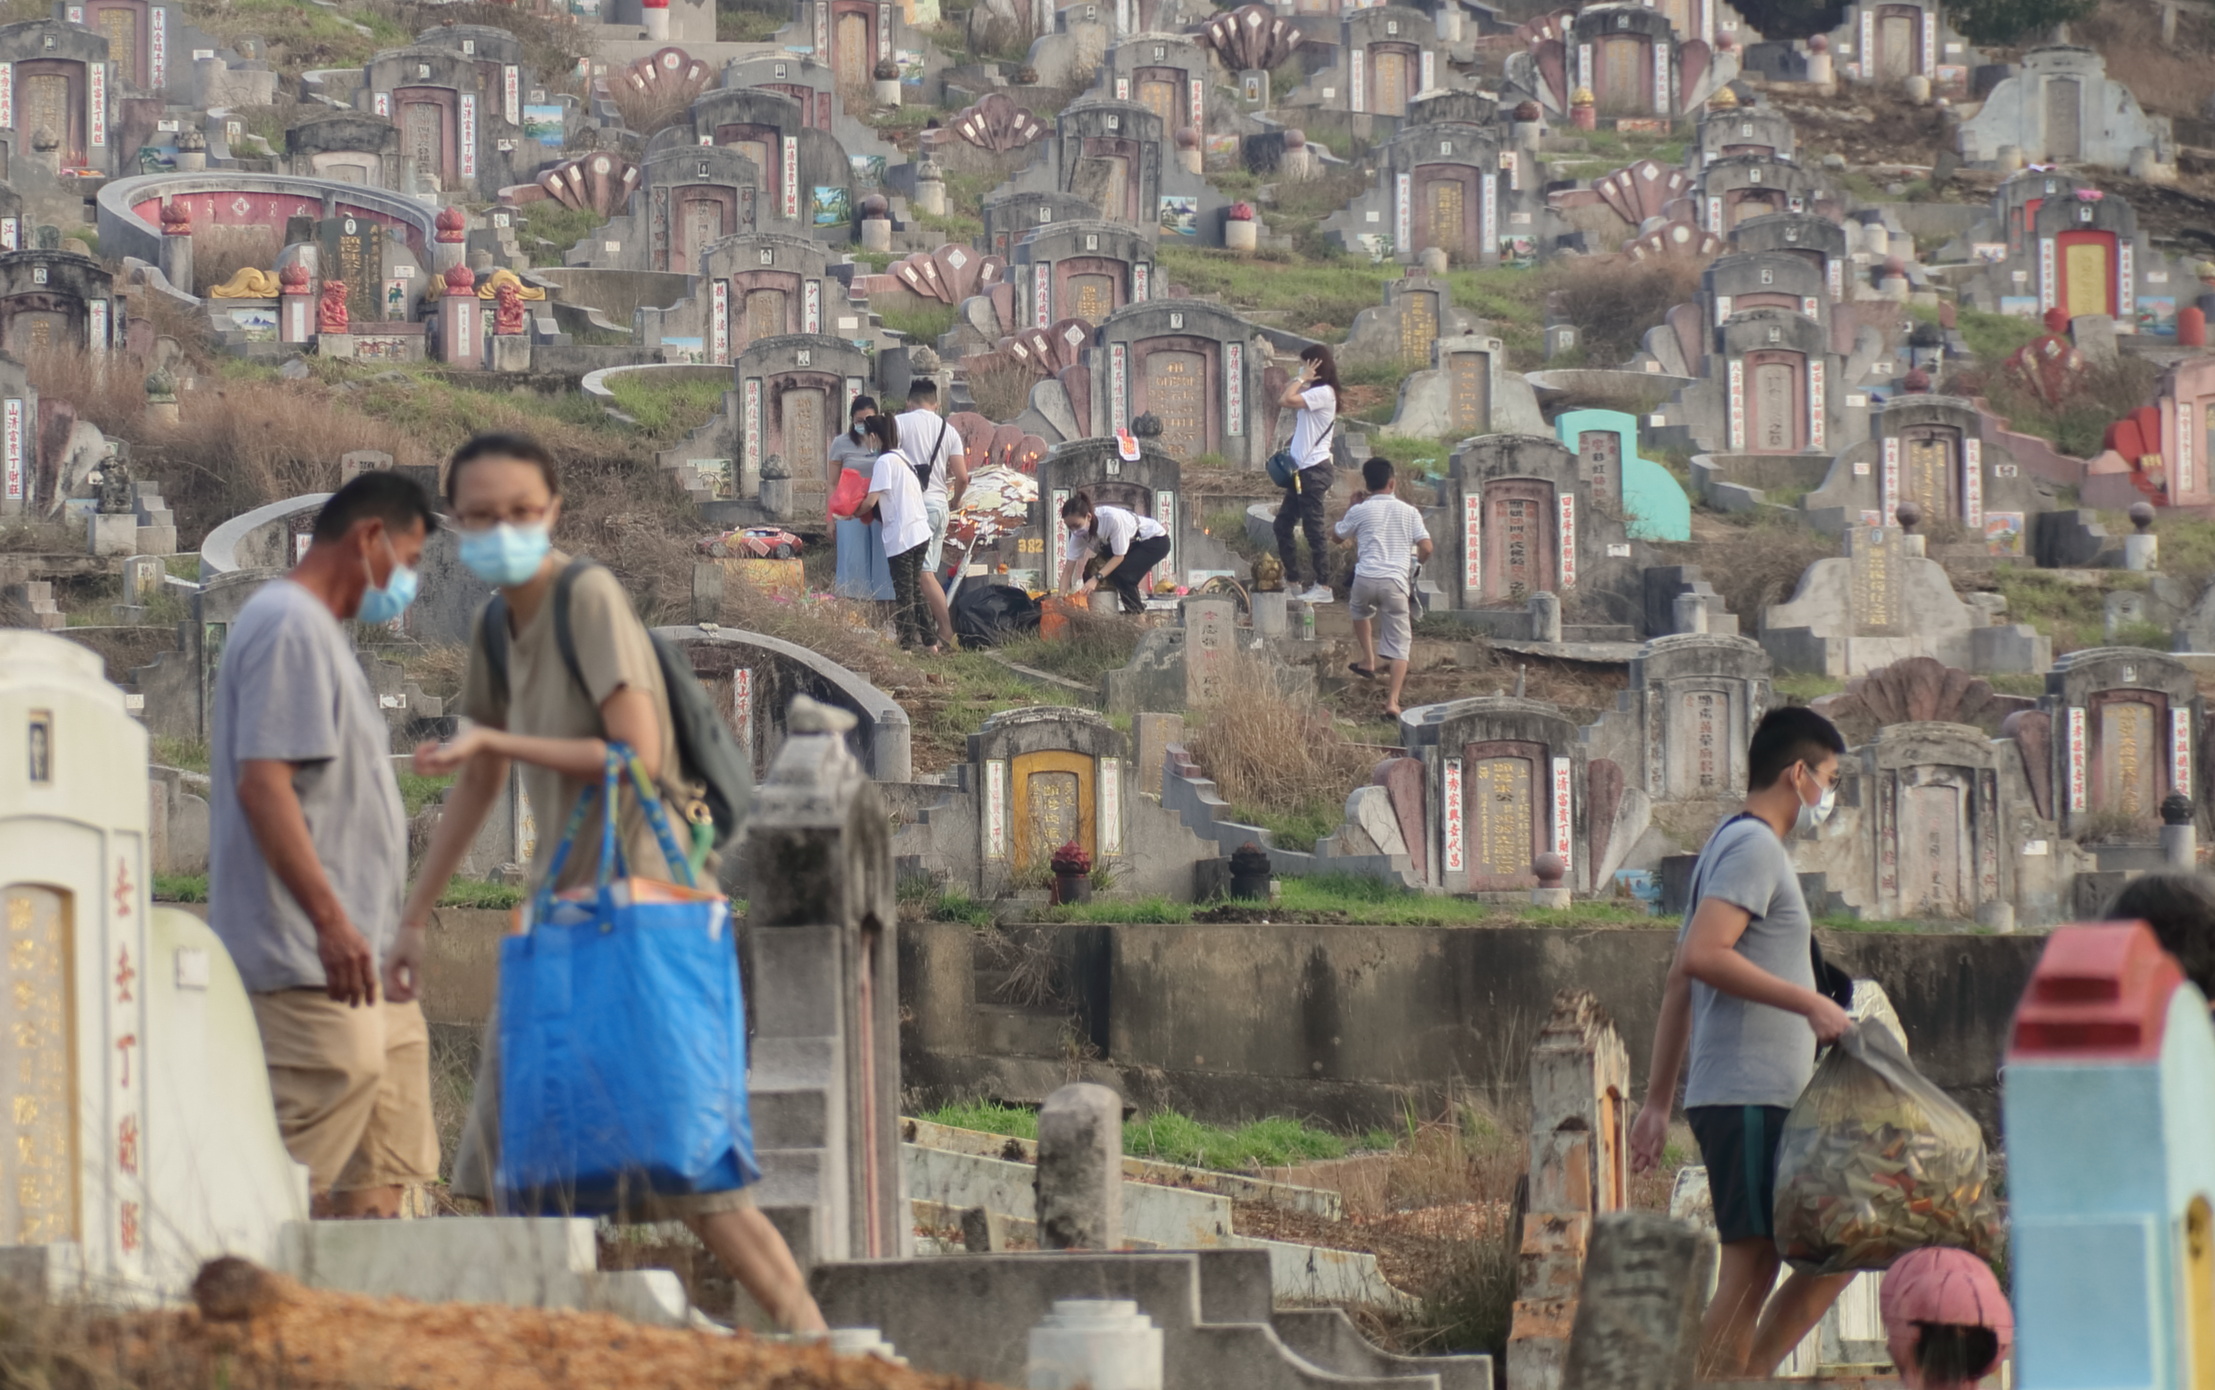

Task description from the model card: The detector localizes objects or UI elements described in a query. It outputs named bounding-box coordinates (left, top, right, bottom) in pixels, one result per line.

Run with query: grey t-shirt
left=826, top=429, right=876, bottom=480
left=1680, top=814, right=1817, bottom=1109
left=208, top=579, right=406, bottom=993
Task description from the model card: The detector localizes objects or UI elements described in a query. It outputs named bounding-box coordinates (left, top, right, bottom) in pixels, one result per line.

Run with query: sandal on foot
left=1348, top=664, right=1377, bottom=681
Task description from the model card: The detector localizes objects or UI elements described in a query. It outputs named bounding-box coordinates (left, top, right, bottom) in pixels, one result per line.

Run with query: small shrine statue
left=493, top=279, right=526, bottom=336
left=317, top=279, right=349, bottom=335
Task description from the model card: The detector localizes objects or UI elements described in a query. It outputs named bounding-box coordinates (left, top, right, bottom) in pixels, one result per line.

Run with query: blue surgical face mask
left=357, top=533, right=418, bottom=625
left=458, top=521, right=552, bottom=587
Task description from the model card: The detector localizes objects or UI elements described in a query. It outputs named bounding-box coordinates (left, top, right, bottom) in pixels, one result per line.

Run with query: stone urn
left=874, top=58, right=902, bottom=108
left=1224, top=202, right=1258, bottom=256
left=1228, top=842, right=1272, bottom=902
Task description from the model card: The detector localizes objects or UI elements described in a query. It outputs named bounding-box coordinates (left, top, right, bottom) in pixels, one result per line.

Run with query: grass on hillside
left=513, top=202, right=611, bottom=262
left=1991, top=566, right=2115, bottom=653
left=875, top=302, right=959, bottom=347
left=995, top=609, right=1141, bottom=686
left=939, top=873, right=1669, bottom=927
left=1774, top=672, right=1845, bottom=704
left=601, top=373, right=729, bottom=443
left=918, top=1098, right=1383, bottom=1170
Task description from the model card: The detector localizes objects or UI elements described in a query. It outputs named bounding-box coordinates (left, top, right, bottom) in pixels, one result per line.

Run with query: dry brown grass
left=191, top=226, right=282, bottom=293
left=1659, top=510, right=1838, bottom=627
left=1187, top=663, right=1379, bottom=819
left=2073, top=0, right=2215, bottom=117
left=605, top=75, right=695, bottom=139
left=965, top=354, right=1043, bottom=423
left=1542, top=254, right=1707, bottom=368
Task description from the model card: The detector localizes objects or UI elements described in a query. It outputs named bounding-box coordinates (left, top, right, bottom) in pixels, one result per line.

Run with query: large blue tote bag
left=497, top=748, right=760, bottom=1214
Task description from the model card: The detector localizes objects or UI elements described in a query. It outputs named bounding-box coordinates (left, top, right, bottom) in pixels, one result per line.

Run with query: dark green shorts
left=1687, top=1103, right=1791, bottom=1245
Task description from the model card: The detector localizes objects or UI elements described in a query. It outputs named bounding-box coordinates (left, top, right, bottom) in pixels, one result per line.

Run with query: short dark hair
left=1362, top=456, right=1394, bottom=491
left=907, top=378, right=938, bottom=403
left=850, top=394, right=878, bottom=418
left=312, top=469, right=437, bottom=543
left=447, top=432, right=559, bottom=502
left=2105, top=872, right=2215, bottom=999
left=1746, top=706, right=1845, bottom=790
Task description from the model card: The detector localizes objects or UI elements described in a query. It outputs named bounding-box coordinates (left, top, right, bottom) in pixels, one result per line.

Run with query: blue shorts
left=1688, top=1103, right=1790, bottom=1245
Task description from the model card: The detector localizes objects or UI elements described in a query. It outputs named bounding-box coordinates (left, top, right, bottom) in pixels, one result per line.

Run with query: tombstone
left=2004, top=924, right=2215, bottom=1389
left=2026, top=182, right=2147, bottom=324
left=0, top=630, right=306, bottom=1296
left=1557, top=1213, right=1712, bottom=1390
left=1514, top=5, right=1721, bottom=123
left=895, top=704, right=1218, bottom=899
left=1702, top=309, right=1838, bottom=456
left=983, top=98, right=1228, bottom=247
left=1551, top=409, right=1691, bottom=542
left=1699, top=154, right=1834, bottom=235
left=0, top=19, right=118, bottom=184
left=317, top=214, right=388, bottom=329
left=1693, top=101, right=1798, bottom=165
left=1386, top=330, right=1508, bottom=443
left=1099, top=33, right=1214, bottom=144
left=1702, top=250, right=1830, bottom=342
left=737, top=696, right=907, bottom=1269
left=1761, top=524, right=2048, bottom=677
left=681, top=87, right=850, bottom=245
left=1101, top=600, right=1314, bottom=716
left=2046, top=647, right=2200, bottom=837
left=1034, top=437, right=1191, bottom=600
left=1821, top=0, right=1969, bottom=90
left=1321, top=117, right=1517, bottom=265
left=1301, top=6, right=1453, bottom=121
left=1858, top=721, right=2008, bottom=920
left=2136, top=357, right=2215, bottom=508
left=730, top=334, right=872, bottom=509
left=1339, top=272, right=1482, bottom=367
left=1959, top=46, right=2173, bottom=171
left=1806, top=394, right=2052, bottom=542
left=1402, top=695, right=1588, bottom=892
left=1011, top=219, right=1152, bottom=330
left=359, top=41, right=532, bottom=199
left=286, top=110, right=401, bottom=188
left=982, top=190, right=1109, bottom=262
left=1628, top=635, right=1771, bottom=805
left=1082, top=300, right=1271, bottom=470
left=1730, top=211, right=1850, bottom=304
left=1443, top=434, right=1641, bottom=624
left=1508, top=991, right=1632, bottom=1390
left=0, top=250, right=114, bottom=357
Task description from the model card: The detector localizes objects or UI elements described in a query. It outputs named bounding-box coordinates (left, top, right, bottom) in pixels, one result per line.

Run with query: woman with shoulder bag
left=403, top=432, right=827, bottom=1333
left=1272, top=344, right=1340, bottom=604
left=860, top=412, right=939, bottom=652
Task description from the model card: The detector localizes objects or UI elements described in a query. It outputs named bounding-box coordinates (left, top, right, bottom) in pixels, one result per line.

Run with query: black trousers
left=1108, top=533, right=1173, bottom=612
left=888, top=542, right=933, bottom=648
left=1274, top=464, right=1334, bottom=586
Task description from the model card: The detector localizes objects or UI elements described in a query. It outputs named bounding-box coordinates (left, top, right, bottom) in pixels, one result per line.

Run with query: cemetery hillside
left=13, top=0, right=2215, bottom=1380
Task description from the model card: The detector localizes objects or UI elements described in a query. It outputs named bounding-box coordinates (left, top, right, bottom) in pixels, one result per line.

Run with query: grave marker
left=1559, top=1213, right=1713, bottom=1390
left=1182, top=596, right=1234, bottom=706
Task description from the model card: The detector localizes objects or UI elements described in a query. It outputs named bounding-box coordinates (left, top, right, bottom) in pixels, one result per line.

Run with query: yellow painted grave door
left=1011, top=750, right=1096, bottom=871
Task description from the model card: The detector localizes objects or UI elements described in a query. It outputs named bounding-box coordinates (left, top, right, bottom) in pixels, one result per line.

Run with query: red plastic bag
left=829, top=466, right=870, bottom=522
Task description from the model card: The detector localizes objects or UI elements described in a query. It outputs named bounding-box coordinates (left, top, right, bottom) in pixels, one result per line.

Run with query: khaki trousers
left=249, top=991, right=439, bottom=1194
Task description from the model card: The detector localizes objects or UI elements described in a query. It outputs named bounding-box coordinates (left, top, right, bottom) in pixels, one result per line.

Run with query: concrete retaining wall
left=902, top=920, right=2042, bottom=1136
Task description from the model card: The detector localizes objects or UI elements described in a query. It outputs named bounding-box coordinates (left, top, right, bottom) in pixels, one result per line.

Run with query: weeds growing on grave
left=917, top=1098, right=1356, bottom=1171
left=1187, top=665, right=1377, bottom=851
left=601, top=373, right=729, bottom=443
left=997, top=608, right=1142, bottom=685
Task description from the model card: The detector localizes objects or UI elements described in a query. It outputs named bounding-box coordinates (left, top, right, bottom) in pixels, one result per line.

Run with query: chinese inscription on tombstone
left=318, top=217, right=386, bottom=328
left=1848, top=526, right=1901, bottom=636
left=1184, top=597, right=1234, bottom=706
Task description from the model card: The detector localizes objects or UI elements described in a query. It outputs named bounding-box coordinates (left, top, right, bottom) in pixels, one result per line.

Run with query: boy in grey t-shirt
left=1628, top=706, right=1854, bottom=1378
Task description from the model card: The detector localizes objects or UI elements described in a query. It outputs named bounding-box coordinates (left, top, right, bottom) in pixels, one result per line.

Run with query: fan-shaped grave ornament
left=1622, top=219, right=1723, bottom=262
left=500, top=152, right=642, bottom=218
left=621, top=47, right=713, bottom=107
left=891, top=245, right=1005, bottom=305
left=1204, top=5, right=1301, bottom=74
left=948, top=92, right=1047, bottom=154
left=1593, top=161, right=1690, bottom=227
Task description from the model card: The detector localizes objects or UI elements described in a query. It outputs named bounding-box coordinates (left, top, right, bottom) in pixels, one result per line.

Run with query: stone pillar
left=436, top=265, right=482, bottom=368
left=1434, top=2, right=1462, bottom=39
left=1672, top=592, right=1708, bottom=634
left=1805, top=37, right=1834, bottom=92
left=1026, top=1301, right=1164, bottom=1390
left=1251, top=588, right=1288, bottom=639
left=1509, top=990, right=1633, bottom=1390
left=175, top=128, right=208, bottom=172
left=1996, top=144, right=2026, bottom=173
left=641, top=0, right=671, bottom=38
left=2164, top=793, right=2197, bottom=868
left=1529, top=590, right=1562, bottom=643
left=433, top=206, right=468, bottom=274
left=279, top=263, right=313, bottom=344
left=1419, top=246, right=1450, bottom=277
left=874, top=70, right=903, bottom=107
left=1175, top=127, right=1202, bottom=176
left=1224, top=215, right=1257, bottom=255
left=1035, top=1082, right=1122, bottom=1251
left=915, top=163, right=947, bottom=217
left=859, top=193, right=892, bottom=253
left=739, top=696, right=908, bottom=1269
left=1531, top=852, right=1571, bottom=909
left=158, top=200, right=193, bottom=298
left=691, top=559, right=724, bottom=624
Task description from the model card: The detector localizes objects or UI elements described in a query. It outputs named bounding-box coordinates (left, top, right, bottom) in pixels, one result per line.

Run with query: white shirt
left=868, top=447, right=932, bottom=557
left=896, top=407, right=964, bottom=507
left=1086, top=505, right=1166, bottom=557
left=1287, top=384, right=1337, bottom=470
left=1334, top=494, right=1431, bottom=585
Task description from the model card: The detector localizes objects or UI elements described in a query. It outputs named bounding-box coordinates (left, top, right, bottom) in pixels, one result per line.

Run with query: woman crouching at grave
left=1271, top=343, right=1340, bottom=606
left=1058, top=490, right=1171, bottom=615
left=397, top=432, right=828, bottom=1334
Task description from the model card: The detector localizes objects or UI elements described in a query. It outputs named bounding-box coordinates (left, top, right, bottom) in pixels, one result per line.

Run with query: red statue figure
left=317, top=279, right=349, bottom=335
left=493, top=280, right=526, bottom=336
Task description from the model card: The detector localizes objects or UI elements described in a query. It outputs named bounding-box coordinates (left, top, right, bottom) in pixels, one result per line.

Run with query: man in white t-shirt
left=895, top=378, right=967, bottom=648
left=1333, top=457, right=1433, bottom=718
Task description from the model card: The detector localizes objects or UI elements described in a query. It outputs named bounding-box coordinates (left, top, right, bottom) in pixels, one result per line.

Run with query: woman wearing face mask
left=399, top=432, right=827, bottom=1334
left=830, top=396, right=893, bottom=601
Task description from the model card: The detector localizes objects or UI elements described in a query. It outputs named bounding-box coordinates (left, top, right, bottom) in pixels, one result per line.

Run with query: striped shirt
left=1334, top=495, right=1430, bottom=586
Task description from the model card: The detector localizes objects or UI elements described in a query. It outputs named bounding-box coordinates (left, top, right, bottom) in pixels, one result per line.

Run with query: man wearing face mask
left=209, top=469, right=438, bottom=1219
left=1627, top=705, right=1853, bottom=1379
